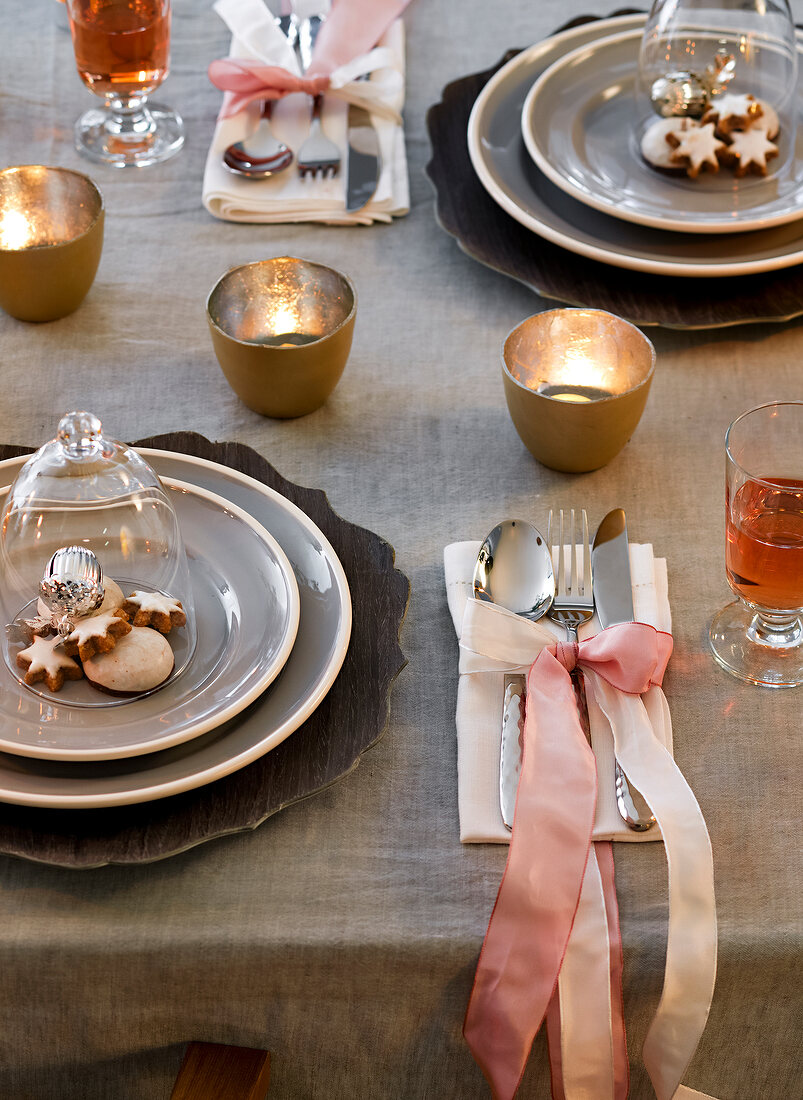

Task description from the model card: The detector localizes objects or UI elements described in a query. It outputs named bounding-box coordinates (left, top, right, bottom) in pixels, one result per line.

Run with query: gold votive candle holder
left=0, top=165, right=104, bottom=322
left=207, top=257, right=357, bottom=419
left=502, top=308, right=656, bottom=473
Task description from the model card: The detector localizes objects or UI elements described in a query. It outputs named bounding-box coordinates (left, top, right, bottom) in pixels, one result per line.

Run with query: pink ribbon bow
left=209, top=61, right=330, bottom=118
left=464, top=622, right=672, bottom=1099
left=208, top=0, right=411, bottom=119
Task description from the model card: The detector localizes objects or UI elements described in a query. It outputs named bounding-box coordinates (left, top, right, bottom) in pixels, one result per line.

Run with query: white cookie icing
left=18, top=635, right=80, bottom=677
left=83, top=627, right=174, bottom=693
left=125, top=591, right=183, bottom=616
left=709, top=93, right=762, bottom=124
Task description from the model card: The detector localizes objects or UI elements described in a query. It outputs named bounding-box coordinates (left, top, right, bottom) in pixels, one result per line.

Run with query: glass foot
left=709, top=600, right=803, bottom=688
left=75, top=102, right=184, bottom=168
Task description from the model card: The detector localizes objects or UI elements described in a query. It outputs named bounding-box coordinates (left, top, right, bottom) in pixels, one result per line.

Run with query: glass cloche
left=637, top=0, right=798, bottom=182
left=0, top=412, right=196, bottom=706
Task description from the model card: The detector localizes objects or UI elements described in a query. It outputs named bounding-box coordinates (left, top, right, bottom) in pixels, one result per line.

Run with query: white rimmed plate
left=467, top=15, right=803, bottom=276
left=522, top=29, right=803, bottom=234
left=0, top=479, right=300, bottom=761
left=0, top=450, right=351, bottom=805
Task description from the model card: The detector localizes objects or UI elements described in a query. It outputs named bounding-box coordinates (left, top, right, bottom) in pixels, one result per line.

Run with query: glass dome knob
left=56, top=411, right=106, bottom=459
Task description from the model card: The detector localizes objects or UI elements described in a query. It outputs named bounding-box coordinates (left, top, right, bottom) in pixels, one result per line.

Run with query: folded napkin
left=203, top=0, right=410, bottom=225
left=445, top=539, right=672, bottom=843
left=445, top=537, right=718, bottom=1100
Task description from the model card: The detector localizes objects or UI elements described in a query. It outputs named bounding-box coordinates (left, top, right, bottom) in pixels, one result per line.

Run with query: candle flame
left=564, top=350, right=606, bottom=390
left=0, top=209, right=34, bottom=250
left=270, top=305, right=302, bottom=336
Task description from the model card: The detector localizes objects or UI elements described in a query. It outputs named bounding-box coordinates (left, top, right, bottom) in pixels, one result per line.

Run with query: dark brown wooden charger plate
left=0, top=433, right=410, bottom=869
left=425, top=10, right=803, bottom=330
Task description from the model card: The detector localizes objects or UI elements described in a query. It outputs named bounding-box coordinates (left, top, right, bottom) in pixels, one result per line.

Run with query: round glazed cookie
left=83, top=627, right=174, bottom=694
left=640, top=116, right=699, bottom=170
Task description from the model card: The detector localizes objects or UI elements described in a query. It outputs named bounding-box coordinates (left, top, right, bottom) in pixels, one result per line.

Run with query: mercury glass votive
left=0, top=165, right=104, bottom=322
left=502, top=308, right=656, bottom=473
left=206, top=257, right=357, bottom=419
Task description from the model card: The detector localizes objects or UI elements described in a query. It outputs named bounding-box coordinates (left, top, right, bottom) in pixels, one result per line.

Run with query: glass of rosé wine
left=709, top=402, right=803, bottom=687
left=66, top=0, right=184, bottom=168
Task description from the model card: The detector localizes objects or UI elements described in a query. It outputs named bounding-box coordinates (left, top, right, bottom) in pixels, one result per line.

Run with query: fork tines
left=298, top=160, right=339, bottom=180
left=547, top=508, right=592, bottom=602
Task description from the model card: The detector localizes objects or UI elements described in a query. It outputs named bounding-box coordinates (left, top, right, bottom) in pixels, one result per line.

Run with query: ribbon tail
left=596, top=842, right=629, bottom=1100
left=584, top=674, right=717, bottom=1100
left=546, top=989, right=566, bottom=1100
left=557, top=844, right=616, bottom=1100
left=464, top=649, right=597, bottom=1098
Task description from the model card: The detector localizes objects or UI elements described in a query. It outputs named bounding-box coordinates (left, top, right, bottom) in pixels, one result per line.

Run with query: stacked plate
left=0, top=451, right=352, bottom=809
left=467, top=14, right=803, bottom=278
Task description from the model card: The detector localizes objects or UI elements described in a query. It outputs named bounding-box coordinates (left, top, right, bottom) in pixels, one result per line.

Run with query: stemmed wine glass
left=66, top=0, right=184, bottom=168
left=709, top=402, right=803, bottom=688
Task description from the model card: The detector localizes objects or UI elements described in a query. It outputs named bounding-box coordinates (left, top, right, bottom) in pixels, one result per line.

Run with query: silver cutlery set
left=223, top=9, right=381, bottom=212
left=475, top=508, right=656, bottom=833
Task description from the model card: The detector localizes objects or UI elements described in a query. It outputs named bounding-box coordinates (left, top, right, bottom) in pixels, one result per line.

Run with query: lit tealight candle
left=536, top=383, right=613, bottom=403
left=0, top=165, right=104, bottom=323
left=502, top=308, right=656, bottom=473
left=552, top=391, right=592, bottom=403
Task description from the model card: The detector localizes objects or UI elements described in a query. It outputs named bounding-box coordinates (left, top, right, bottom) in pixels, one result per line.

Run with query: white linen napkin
left=203, top=0, right=409, bottom=225
left=444, top=540, right=673, bottom=844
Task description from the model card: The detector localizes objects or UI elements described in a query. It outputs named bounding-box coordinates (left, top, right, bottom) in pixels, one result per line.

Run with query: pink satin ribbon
left=464, top=623, right=672, bottom=1099
left=208, top=0, right=411, bottom=119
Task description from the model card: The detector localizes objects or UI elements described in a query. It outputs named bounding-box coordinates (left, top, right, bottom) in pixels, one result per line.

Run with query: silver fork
left=548, top=509, right=651, bottom=832
left=547, top=509, right=594, bottom=646
left=547, top=508, right=595, bottom=767
left=296, top=14, right=341, bottom=180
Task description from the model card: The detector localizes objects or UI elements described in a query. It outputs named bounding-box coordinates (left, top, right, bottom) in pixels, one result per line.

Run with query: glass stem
left=747, top=606, right=803, bottom=649
left=103, top=96, right=157, bottom=142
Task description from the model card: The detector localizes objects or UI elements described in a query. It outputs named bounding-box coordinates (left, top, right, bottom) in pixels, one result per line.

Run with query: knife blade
left=346, top=104, right=381, bottom=213
left=591, top=509, right=656, bottom=832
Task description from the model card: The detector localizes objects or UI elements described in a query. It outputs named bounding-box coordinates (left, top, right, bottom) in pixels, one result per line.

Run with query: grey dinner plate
left=522, top=28, right=803, bottom=234
left=0, top=452, right=351, bottom=807
left=0, top=480, right=300, bottom=761
left=467, top=14, right=803, bottom=276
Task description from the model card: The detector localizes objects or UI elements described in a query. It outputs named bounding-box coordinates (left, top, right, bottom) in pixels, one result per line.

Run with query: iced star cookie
left=16, top=635, right=83, bottom=692
left=122, top=591, right=186, bottom=634
left=83, top=627, right=175, bottom=694
left=721, top=127, right=779, bottom=176
left=62, top=608, right=131, bottom=662
left=667, top=122, right=725, bottom=178
left=702, top=92, right=764, bottom=135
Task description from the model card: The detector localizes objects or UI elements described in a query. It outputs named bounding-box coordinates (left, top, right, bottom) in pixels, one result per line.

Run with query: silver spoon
left=223, top=101, right=294, bottom=179
left=473, top=519, right=555, bottom=829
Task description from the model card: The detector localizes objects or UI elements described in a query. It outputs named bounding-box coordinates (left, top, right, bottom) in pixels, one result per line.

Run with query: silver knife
left=500, top=673, right=525, bottom=830
left=591, top=509, right=656, bottom=832
left=346, top=104, right=381, bottom=213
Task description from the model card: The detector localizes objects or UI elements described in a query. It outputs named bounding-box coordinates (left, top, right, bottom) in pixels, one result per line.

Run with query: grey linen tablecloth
left=0, top=1, right=801, bottom=1097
